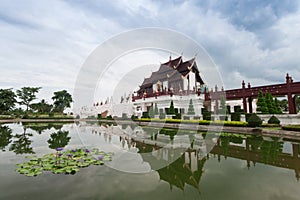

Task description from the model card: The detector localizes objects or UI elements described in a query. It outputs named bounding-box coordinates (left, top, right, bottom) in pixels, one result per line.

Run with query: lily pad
left=16, top=148, right=113, bottom=177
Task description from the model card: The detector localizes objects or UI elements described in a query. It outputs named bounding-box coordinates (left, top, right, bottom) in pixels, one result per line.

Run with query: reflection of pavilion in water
left=136, top=141, right=205, bottom=191
left=91, top=124, right=300, bottom=190
left=211, top=136, right=300, bottom=180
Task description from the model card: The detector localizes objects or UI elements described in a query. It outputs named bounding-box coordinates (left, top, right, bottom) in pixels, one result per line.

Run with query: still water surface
left=1, top=122, right=300, bottom=200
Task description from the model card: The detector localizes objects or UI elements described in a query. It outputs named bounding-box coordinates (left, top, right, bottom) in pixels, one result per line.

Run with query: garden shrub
left=231, top=112, right=241, bottom=121
left=268, top=116, right=280, bottom=125
left=106, top=115, right=113, bottom=120
left=131, top=115, right=138, bottom=121
left=247, top=114, right=262, bottom=127
left=142, top=112, right=149, bottom=119
left=282, top=125, right=300, bottom=132
left=172, top=113, right=181, bottom=119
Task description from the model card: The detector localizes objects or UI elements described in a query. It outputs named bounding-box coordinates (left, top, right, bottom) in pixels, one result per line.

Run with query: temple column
left=248, top=97, right=253, bottom=113
left=242, top=80, right=247, bottom=113
left=288, top=94, right=296, bottom=114
left=286, top=73, right=296, bottom=114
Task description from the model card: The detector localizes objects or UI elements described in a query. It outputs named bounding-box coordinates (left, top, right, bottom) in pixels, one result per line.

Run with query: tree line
left=256, top=90, right=300, bottom=114
left=0, top=87, right=73, bottom=115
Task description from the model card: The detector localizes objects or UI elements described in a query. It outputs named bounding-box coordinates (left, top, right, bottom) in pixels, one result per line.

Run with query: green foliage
left=16, top=148, right=113, bottom=177
left=47, top=130, right=71, bottom=149
left=154, top=103, right=159, bottom=115
left=278, top=99, right=288, bottom=112
left=247, top=113, right=262, bottom=127
left=168, top=100, right=175, bottom=115
left=142, top=112, right=150, bottom=118
left=274, top=98, right=282, bottom=114
left=172, top=113, right=181, bottom=119
left=201, top=108, right=211, bottom=121
left=30, top=99, right=52, bottom=113
left=9, top=128, right=34, bottom=154
left=52, top=90, right=73, bottom=113
left=106, top=115, right=113, bottom=120
left=282, top=125, right=300, bottom=132
left=256, top=91, right=269, bottom=114
left=131, top=115, right=138, bottom=120
left=296, top=96, right=300, bottom=113
left=265, top=93, right=276, bottom=114
left=17, top=87, right=41, bottom=112
left=231, top=112, right=241, bottom=121
left=234, top=105, right=243, bottom=113
left=218, top=95, right=227, bottom=115
left=268, top=116, right=280, bottom=125
left=137, top=118, right=247, bottom=127
left=187, top=99, right=195, bottom=115
left=0, top=88, right=17, bottom=114
left=0, top=126, right=13, bottom=151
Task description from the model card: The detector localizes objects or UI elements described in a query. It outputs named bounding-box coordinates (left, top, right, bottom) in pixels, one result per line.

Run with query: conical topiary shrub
left=247, top=114, right=262, bottom=127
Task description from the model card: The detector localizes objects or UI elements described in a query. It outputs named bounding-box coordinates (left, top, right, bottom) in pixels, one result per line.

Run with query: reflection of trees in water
left=246, top=136, right=283, bottom=163
left=246, top=135, right=263, bottom=152
left=157, top=151, right=206, bottom=191
left=23, top=123, right=64, bottom=134
left=159, top=129, right=177, bottom=141
left=0, top=126, right=13, bottom=151
left=9, top=127, right=34, bottom=154
left=47, top=130, right=71, bottom=149
left=219, top=135, right=284, bottom=164
left=261, top=138, right=283, bottom=163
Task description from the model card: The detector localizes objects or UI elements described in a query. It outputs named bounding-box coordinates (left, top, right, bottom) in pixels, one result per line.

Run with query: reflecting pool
left=1, top=122, right=300, bottom=200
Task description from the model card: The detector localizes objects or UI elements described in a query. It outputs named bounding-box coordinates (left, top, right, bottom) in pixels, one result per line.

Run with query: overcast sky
left=1, top=0, right=300, bottom=104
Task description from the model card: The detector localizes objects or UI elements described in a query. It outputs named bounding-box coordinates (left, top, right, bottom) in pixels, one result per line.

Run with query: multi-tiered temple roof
left=138, top=56, right=205, bottom=96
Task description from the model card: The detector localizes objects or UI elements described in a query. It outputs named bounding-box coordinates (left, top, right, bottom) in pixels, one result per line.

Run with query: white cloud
left=0, top=0, right=300, bottom=105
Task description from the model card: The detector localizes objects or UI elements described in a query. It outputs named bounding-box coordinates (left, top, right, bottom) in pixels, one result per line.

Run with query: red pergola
left=205, top=74, right=300, bottom=114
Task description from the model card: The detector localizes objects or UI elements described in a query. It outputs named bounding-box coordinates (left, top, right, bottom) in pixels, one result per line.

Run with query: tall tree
left=296, top=96, right=300, bottom=113
left=265, top=93, right=276, bottom=114
left=30, top=99, right=52, bottom=113
left=256, top=91, right=268, bottom=114
left=219, top=95, right=227, bottom=114
left=187, top=99, right=195, bottom=115
left=0, top=126, right=13, bottom=151
left=16, top=87, right=41, bottom=112
left=169, top=100, right=175, bottom=115
left=0, top=88, right=17, bottom=114
left=154, top=103, right=159, bottom=115
left=274, top=98, right=282, bottom=114
left=52, top=90, right=73, bottom=113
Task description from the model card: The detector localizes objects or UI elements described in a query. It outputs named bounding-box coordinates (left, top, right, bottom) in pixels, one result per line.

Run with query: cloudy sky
left=1, top=0, right=300, bottom=105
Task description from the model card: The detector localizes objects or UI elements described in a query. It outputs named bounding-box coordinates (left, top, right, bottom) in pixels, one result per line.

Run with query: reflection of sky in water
left=1, top=122, right=300, bottom=200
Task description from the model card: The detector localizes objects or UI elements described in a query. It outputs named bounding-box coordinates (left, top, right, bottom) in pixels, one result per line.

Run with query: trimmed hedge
left=172, top=113, right=181, bottom=119
left=138, top=118, right=247, bottom=127
left=282, top=125, right=300, bottom=132
left=231, top=112, right=241, bottom=121
left=268, top=116, right=280, bottom=125
left=142, top=112, right=150, bottom=118
left=247, top=114, right=262, bottom=127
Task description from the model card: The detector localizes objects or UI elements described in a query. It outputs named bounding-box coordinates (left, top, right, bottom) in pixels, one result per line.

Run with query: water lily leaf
left=26, top=172, right=36, bottom=177
left=16, top=148, right=112, bottom=177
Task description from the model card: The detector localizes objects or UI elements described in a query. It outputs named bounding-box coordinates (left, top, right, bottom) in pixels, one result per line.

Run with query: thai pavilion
left=131, top=55, right=207, bottom=117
